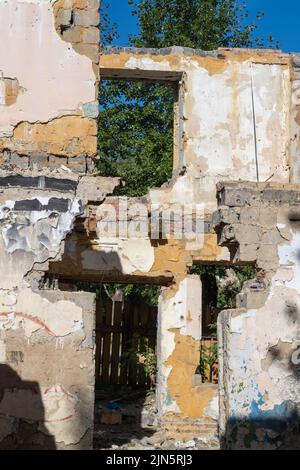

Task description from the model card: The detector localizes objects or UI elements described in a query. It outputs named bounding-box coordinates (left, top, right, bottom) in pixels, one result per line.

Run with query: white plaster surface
left=157, top=276, right=202, bottom=414
left=219, top=228, right=300, bottom=446
left=0, top=0, right=95, bottom=136
left=0, top=288, right=83, bottom=338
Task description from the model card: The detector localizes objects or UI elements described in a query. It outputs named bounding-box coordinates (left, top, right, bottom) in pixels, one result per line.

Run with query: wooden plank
left=120, top=301, right=130, bottom=385
left=129, top=302, right=139, bottom=386
left=101, top=300, right=113, bottom=385
left=110, top=301, right=123, bottom=384
left=95, top=297, right=158, bottom=388
left=139, top=302, right=149, bottom=386
left=95, top=301, right=104, bottom=386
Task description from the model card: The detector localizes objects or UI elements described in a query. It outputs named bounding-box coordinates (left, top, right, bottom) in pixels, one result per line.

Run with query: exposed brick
left=55, top=8, right=72, bottom=25
left=12, top=153, right=29, bottom=170
left=68, top=155, right=87, bottom=174
left=49, top=155, right=69, bottom=170
left=259, top=206, right=278, bottom=226
left=212, top=206, right=240, bottom=227
left=239, top=207, right=259, bottom=225
left=29, top=155, right=49, bottom=171
left=75, top=43, right=99, bottom=62
left=73, top=9, right=99, bottom=27
left=234, top=244, right=258, bottom=263
left=218, top=187, right=261, bottom=207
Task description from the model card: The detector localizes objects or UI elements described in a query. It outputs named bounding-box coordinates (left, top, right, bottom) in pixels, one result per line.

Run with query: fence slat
left=101, top=301, right=113, bottom=385
left=110, top=301, right=123, bottom=384
left=95, top=298, right=157, bottom=388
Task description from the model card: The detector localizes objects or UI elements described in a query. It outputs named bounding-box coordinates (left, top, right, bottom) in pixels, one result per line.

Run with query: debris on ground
left=93, top=387, right=220, bottom=450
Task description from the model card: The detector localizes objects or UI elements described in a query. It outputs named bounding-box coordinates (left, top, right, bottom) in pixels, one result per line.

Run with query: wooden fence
left=95, top=299, right=157, bottom=388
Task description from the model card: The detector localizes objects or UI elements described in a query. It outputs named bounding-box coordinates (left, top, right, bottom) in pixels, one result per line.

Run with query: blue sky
left=105, top=0, right=299, bottom=53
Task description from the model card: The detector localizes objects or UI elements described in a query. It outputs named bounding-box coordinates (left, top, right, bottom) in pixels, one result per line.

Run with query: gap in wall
left=190, top=264, right=256, bottom=385
left=76, top=281, right=160, bottom=449
left=98, top=77, right=178, bottom=197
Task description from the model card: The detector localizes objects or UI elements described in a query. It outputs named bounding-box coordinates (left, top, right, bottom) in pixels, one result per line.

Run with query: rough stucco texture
left=101, top=47, right=292, bottom=214
left=156, top=277, right=219, bottom=442
left=215, top=182, right=300, bottom=449
left=0, top=0, right=99, bottom=171
left=0, top=172, right=105, bottom=449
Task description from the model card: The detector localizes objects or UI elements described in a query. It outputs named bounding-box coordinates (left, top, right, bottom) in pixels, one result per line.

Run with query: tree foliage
left=128, top=0, right=272, bottom=50
left=189, top=264, right=256, bottom=310
left=99, top=80, right=174, bottom=196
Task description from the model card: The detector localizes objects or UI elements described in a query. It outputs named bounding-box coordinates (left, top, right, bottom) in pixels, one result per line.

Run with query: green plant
left=122, top=334, right=157, bottom=387
left=76, top=282, right=160, bottom=307
left=105, top=283, right=160, bottom=307
left=199, top=340, right=218, bottom=383
left=189, top=265, right=256, bottom=309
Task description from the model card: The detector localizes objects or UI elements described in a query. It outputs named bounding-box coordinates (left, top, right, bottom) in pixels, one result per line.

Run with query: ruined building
left=0, top=0, right=300, bottom=450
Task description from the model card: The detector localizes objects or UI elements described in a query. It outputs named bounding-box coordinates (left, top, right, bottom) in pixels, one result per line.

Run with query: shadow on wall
left=0, top=364, right=56, bottom=450
left=221, top=406, right=300, bottom=450
left=220, top=302, right=300, bottom=450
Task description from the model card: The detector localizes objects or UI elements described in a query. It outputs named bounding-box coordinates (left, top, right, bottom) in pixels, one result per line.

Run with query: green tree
left=99, top=0, right=276, bottom=196
left=128, top=0, right=272, bottom=49
left=100, top=1, right=118, bottom=47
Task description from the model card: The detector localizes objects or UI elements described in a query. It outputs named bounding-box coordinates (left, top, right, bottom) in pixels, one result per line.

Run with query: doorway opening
left=98, top=68, right=184, bottom=197
left=77, top=281, right=161, bottom=449
left=190, top=264, right=256, bottom=385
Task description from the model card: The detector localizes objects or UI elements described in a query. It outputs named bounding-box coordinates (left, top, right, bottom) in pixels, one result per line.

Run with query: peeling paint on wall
left=215, top=183, right=300, bottom=449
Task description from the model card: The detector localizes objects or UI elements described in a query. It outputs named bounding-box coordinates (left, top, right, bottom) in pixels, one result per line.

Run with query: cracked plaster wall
left=0, top=0, right=102, bottom=449
left=155, top=276, right=219, bottom=442
left=101, top=47, right=293, bottom=215
left=214, top=182, right=300, bottom=449
left=0, top=173, right=121, bottom=449
left=0, top=0, right=99, bottom=172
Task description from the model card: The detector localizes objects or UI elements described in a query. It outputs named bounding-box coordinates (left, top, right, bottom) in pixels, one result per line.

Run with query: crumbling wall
left=2, top=1, right=300, bottom=450
left=0, top=0, right=103, bottom=450
left=101, top=47, right=292, bottom=215
left=291, top=54, right=300, bottom=183
left=0, top=0, right=99, bottom=173
left=156, top=276, right=219, bottom=445
left=214, top=182, right=300, bottom=449
left=0, top=172, right=100, bottom=449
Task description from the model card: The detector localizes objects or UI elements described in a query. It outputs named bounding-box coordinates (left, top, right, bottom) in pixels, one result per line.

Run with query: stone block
left=100, top=410, right=122, bottom=425
left=235, top=224, right=262, bottom=244
left=62, top=26, right=83, bottom=44
left=259, top=206, right=278, bottom=227
left=260, top=228, right=282, bottom=245
left=56, top=8, right=72, bottom=25
left=219, top=224, right=237, bottom=245
left=74, top=43, right=99, bottom=62
left=239, top=206, right=259, bottom=225
left=257, top=244, right=278, bottom=263
left=67, top=155, right=87, bottom=173
left=234, top=244, right=258, bottom=263
left=11, top=153, right=29, bottom=170
left=212, top=206, right=240, bottom=227
left=48, top=155, right=68, bottom=169
left=218, top=187, right=261, bottom=207
left=86, top=157, right=96, bottom=173
left=82, top=26, right=99, bottom=44
left=73, top=9, right=99, bottom=27
left=262, top=188, right=300, bottom=205
left=236, top=280, right=269, bottom=309
left=29, top=155, right=49, bottom=171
